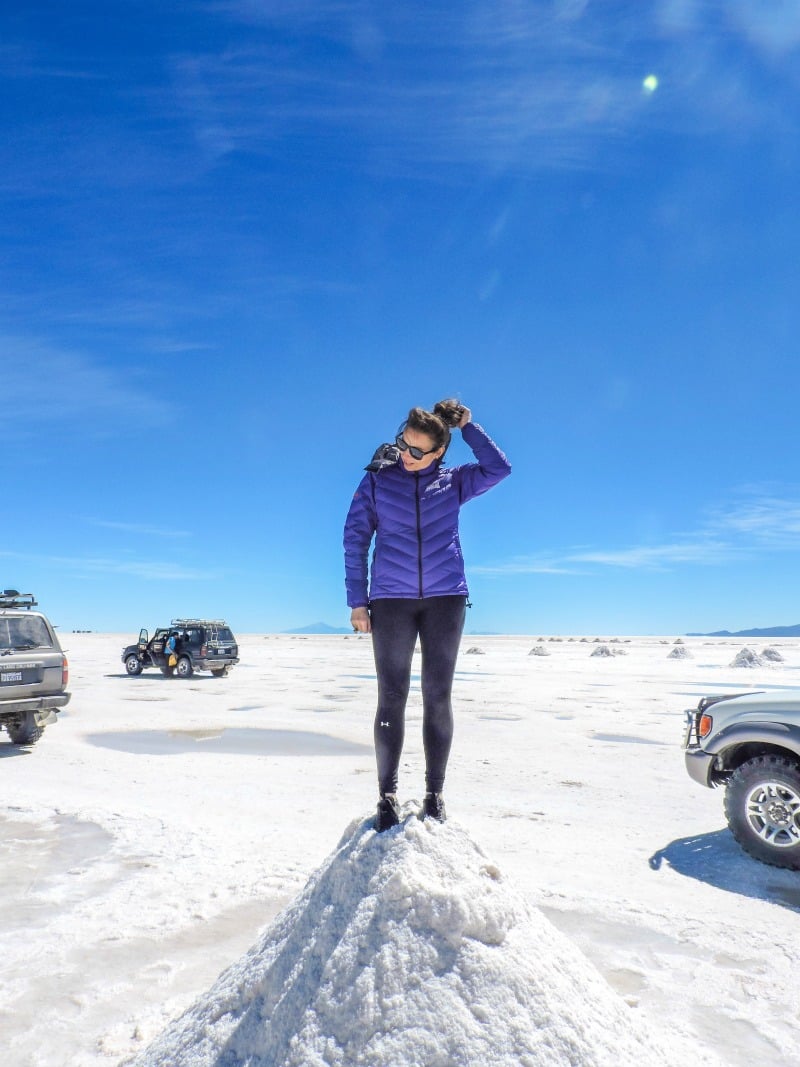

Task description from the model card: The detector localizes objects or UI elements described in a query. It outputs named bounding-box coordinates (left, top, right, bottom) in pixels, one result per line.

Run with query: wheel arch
left=709, top=721, right=800, bottom=776
left=720, top=741, right=800, bottom=775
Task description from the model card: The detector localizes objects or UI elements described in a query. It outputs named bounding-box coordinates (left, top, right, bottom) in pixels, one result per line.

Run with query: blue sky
left=3, top=0, right=800, bottom=635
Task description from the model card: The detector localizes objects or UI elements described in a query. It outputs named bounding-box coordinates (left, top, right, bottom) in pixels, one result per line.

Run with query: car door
left=149, top=629, right=170, bottom=666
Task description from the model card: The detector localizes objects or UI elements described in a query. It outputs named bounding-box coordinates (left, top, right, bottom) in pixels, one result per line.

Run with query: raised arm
left=456, top=418, right=512, bottom=504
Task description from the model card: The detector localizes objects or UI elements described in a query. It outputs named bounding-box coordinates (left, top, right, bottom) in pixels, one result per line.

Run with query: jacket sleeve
left=455, top=422, right=512, bottom=504
left=343, top=473, right=377, bottom=608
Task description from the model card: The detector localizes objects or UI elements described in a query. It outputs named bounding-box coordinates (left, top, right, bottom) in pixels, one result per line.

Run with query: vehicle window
left=217, top=628, right=235, bottom=642
left=0, top=616, right=54, bottom=650
left=185, top=629, right=201, bottom=644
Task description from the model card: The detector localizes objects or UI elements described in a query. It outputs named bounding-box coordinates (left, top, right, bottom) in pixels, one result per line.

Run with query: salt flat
left=2, top=633, right=799, bottom=1065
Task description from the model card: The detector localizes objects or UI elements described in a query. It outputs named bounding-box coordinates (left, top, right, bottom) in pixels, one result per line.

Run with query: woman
left=343, top=399, right=511, bottom=831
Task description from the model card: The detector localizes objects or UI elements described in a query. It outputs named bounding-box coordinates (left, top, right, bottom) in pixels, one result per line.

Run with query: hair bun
left=432, top=398, right=463, bottom=428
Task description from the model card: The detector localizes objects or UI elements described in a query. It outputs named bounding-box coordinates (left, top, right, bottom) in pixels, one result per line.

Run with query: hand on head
left=432, top=398, right=471, bottom=430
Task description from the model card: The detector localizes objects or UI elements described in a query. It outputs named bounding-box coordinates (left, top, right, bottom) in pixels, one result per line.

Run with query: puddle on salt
left=591, top=732, right=665, bottom=746
left=86, top=727, right=372, bottom=757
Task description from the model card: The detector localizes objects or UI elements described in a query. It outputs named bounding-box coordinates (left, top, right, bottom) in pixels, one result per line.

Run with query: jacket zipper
left=415, top=473, right=423, bottom=598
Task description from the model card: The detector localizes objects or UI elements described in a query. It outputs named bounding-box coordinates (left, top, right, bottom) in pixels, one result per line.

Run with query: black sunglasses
left=395, top=434, right=438, bottom=461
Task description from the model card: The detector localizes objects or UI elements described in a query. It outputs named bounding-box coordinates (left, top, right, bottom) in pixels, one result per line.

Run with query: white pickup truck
left=684, top=689, right=800, bottom=869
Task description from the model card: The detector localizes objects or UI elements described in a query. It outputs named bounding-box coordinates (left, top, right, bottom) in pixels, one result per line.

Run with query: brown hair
left=404, top=398, right=464, bottom=456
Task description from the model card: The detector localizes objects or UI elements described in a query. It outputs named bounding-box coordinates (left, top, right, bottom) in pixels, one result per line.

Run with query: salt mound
left=131, top=816, right=695, bottom=1067
left=667, top=646, right=692, bottom=660
left=590, top=644, right=614, bottom=657
left=730, top=647, right=762, bottom=668
left=465, top=646, right=484, bottom=655
left=528, top=645, right=550, bottom=656
left=761, top=647, right=784, bottom=662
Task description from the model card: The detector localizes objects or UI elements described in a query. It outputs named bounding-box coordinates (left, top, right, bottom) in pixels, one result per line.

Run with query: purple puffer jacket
left=343, top=422, right=511, bottom=608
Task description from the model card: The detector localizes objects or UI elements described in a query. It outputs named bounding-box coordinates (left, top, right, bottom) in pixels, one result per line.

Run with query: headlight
left=698, top=713, right=713, bottom=739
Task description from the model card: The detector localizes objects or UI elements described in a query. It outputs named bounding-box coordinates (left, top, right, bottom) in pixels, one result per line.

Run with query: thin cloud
left=84, top=519, right=192, bottom=539
left=0, top=549, right=215, bottom=583
left=472, top=540, right=733, bottom=576
left=0, top=336, right=175, bottom=438
left=472, top=558, right=585, bottom=577
left=474, top=490, right=800, bottom=577
left=567, top=540, right=736, bottom=569
left=725, top=0, right=800, bottom=59
left=73, top=558, right=214, bottom=582
left=0, top=42, right=103, bottom=81
left=706, top=495, right=800, bottom=546
left=168, top=7, right=649, bottom=173
left=186, top=1, right=800, bottom=177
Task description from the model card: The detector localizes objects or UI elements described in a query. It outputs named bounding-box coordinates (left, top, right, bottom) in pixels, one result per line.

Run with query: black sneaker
left=422, top=793, right=446, bottom=822
left=375, top=793, right=400, bottom=832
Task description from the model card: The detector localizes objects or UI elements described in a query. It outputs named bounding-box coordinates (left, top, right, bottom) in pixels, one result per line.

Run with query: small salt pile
left=729, top=647, right=763, bottom=668
left=668, top=646, right=692, bottom=660
left=761, top=647, right=784, bottom=663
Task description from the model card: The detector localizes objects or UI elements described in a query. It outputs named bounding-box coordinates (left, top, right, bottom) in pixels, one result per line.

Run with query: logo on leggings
left=380, top=721, right=391, bottom=727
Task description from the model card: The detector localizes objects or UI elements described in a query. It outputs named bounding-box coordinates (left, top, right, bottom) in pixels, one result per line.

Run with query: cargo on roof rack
left=0, top=591, right=38, bottom=609
left=171, top=618, right=229, bottom=628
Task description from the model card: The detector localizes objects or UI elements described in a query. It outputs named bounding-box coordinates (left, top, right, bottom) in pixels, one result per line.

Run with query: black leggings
left=369, top=596, right=467, bottom=795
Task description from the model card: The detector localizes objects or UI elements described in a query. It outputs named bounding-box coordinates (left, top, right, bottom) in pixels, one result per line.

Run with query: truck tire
left=724, top=755, right=800, bottom=869
left=176, top=656, right=193, bottom=678
left=6, top=712, right=44, bottom=746
left=125, top=654, right=144, bottom=675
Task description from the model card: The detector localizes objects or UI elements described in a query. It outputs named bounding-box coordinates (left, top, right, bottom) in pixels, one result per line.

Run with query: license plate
left=1, top=671, right=23, bottom=683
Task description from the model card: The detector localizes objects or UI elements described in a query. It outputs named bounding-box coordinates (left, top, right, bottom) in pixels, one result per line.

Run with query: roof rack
left=171, top=618, right=229, bottom=628
left=0, top=590, right=38, bottom=609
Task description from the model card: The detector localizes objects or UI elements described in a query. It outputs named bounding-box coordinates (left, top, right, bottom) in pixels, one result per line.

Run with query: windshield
left=0, top=615, right=54, bottom=650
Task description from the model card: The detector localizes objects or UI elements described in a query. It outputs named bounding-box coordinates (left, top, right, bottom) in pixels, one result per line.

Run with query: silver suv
left=0, top=591, right=71, bottom=746
left=684, top=690, right=800, bottom=868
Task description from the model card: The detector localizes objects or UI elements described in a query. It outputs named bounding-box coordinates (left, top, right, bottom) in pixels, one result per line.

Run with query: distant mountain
left=687, top=623, right=800, bottom=638
left=283, top=622, right=352, bottom=635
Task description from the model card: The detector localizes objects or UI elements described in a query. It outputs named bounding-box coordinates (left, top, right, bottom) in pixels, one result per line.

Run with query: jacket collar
left=366, top=443, right=444, bottom=479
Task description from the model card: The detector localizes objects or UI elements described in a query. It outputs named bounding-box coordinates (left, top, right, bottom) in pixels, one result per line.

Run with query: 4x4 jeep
left=684, top=690, right=800, bottom=868
left=0, top=591, right=70, bottom=746
left=122, top=619, right=239, bottom=679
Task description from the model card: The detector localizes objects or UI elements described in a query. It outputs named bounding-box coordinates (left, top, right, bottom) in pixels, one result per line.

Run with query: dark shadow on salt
left=0, top=741, right=35, bottom=758
left=649, top=829, right=800, bottom=912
